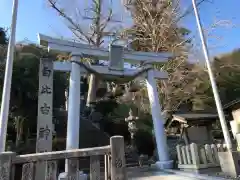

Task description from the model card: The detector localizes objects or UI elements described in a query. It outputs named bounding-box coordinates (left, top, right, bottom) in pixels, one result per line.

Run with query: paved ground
left=126, top=166, right=227, bottom=180
left=128, top=171, right=198, bottom=180
left=127, top=167, right=193, bottom=180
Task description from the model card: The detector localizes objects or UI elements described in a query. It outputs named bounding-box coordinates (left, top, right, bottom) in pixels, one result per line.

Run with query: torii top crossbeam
left=38, top=34, right=172, bottom=65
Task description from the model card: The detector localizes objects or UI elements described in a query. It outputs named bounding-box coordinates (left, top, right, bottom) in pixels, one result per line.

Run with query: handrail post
left=110, top=136, right=126, bottom=180
left=104, top=155, right=108, bottom=180
left=0, top=152, right=16, bottom=180
left=108, top=155, right=111, bottom=180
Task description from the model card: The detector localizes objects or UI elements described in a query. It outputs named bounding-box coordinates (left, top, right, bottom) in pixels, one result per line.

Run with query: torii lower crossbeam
left=53, top=61, right=168, bottom=79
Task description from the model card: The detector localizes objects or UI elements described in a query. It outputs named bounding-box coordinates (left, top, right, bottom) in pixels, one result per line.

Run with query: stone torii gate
left=38, top=34, right=173, bottom=170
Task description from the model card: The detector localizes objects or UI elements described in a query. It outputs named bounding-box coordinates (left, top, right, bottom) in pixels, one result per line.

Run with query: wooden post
left=190, top=143, right=200, bottom=166
left=90, top=156, right=100, bottom=180
left=110, top=136, right=126, bottom=180
left=67, top=159, right=79, bottom=179
left=200, top=148, right=208, bottom=165
left=45, top=161, right=58, bottom=180
left=205, top=144, right=214, bottom=163
left=181, top=146, right=187, bottom=164
left=185, top=145, right=191, bottom=164
left=11, top=164, right=15, bottom=180
left=104, top=155, right=108, bottom=180
left=108, top=155, right=111, bottom=180
left=0, top=152, right=15, bottom=180
left=211, top=144, right=219, bottom=164
left=21, top=163, right=35, bottom=180
left=176, top=145, right=183, bottom=164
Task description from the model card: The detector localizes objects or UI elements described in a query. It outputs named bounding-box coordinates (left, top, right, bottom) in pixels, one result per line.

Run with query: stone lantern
left=125, top=109, right=139, bottom=148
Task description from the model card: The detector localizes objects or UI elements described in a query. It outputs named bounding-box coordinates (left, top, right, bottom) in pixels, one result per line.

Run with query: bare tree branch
left=118, top=0, right=217, bottom=118
left=47, top=0, right=124, bottom=106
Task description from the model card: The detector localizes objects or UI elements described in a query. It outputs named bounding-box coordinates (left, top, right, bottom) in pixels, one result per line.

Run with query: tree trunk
left=86, top=0, right=102, bottom=107
left=15, top=119, right=23, bottom=148
left=25, top=128, right=30, bottom=145
left=86, top=74, right=99, bottom=106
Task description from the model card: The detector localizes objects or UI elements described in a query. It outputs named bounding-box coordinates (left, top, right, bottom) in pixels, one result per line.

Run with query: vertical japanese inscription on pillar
left=36, top=58, right=53, bottom=153
left=35, top=59, right=53, bottom=180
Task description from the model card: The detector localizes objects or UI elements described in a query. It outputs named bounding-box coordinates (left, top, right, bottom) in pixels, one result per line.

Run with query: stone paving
left=128, top=171, right=198, bottom=180
left=127, top=166, right=227, bottom=180
left=127, top=167, right=195, bottom=180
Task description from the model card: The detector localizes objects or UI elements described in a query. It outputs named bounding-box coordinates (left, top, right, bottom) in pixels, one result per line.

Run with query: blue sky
left=181, top=0, right=240, bottom=55
left=0, top=0, right=239, bottom=56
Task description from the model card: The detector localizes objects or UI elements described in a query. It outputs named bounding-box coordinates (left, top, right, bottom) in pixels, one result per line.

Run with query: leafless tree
left=47, top=0, right=123, bottom=106
left=119, top=0, right=220, bottom=118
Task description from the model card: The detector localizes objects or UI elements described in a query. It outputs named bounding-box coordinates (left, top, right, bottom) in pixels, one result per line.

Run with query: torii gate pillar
left=146, top=70, right=173, bottom=169
left=65, top=56, right=81, bottom=172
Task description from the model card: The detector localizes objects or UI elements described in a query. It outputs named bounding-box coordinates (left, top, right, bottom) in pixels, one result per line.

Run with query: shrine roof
left=166, top=111, right=229, bottom=128
left=223, top=99, right=240, bottom=111
left=172, top=113, right=219, bottom=122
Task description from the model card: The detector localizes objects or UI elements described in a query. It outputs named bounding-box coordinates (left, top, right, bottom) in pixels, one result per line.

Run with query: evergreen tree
left=0, top=27, right=8, bottom=61
left=0, top=27, right=8, bottom=45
